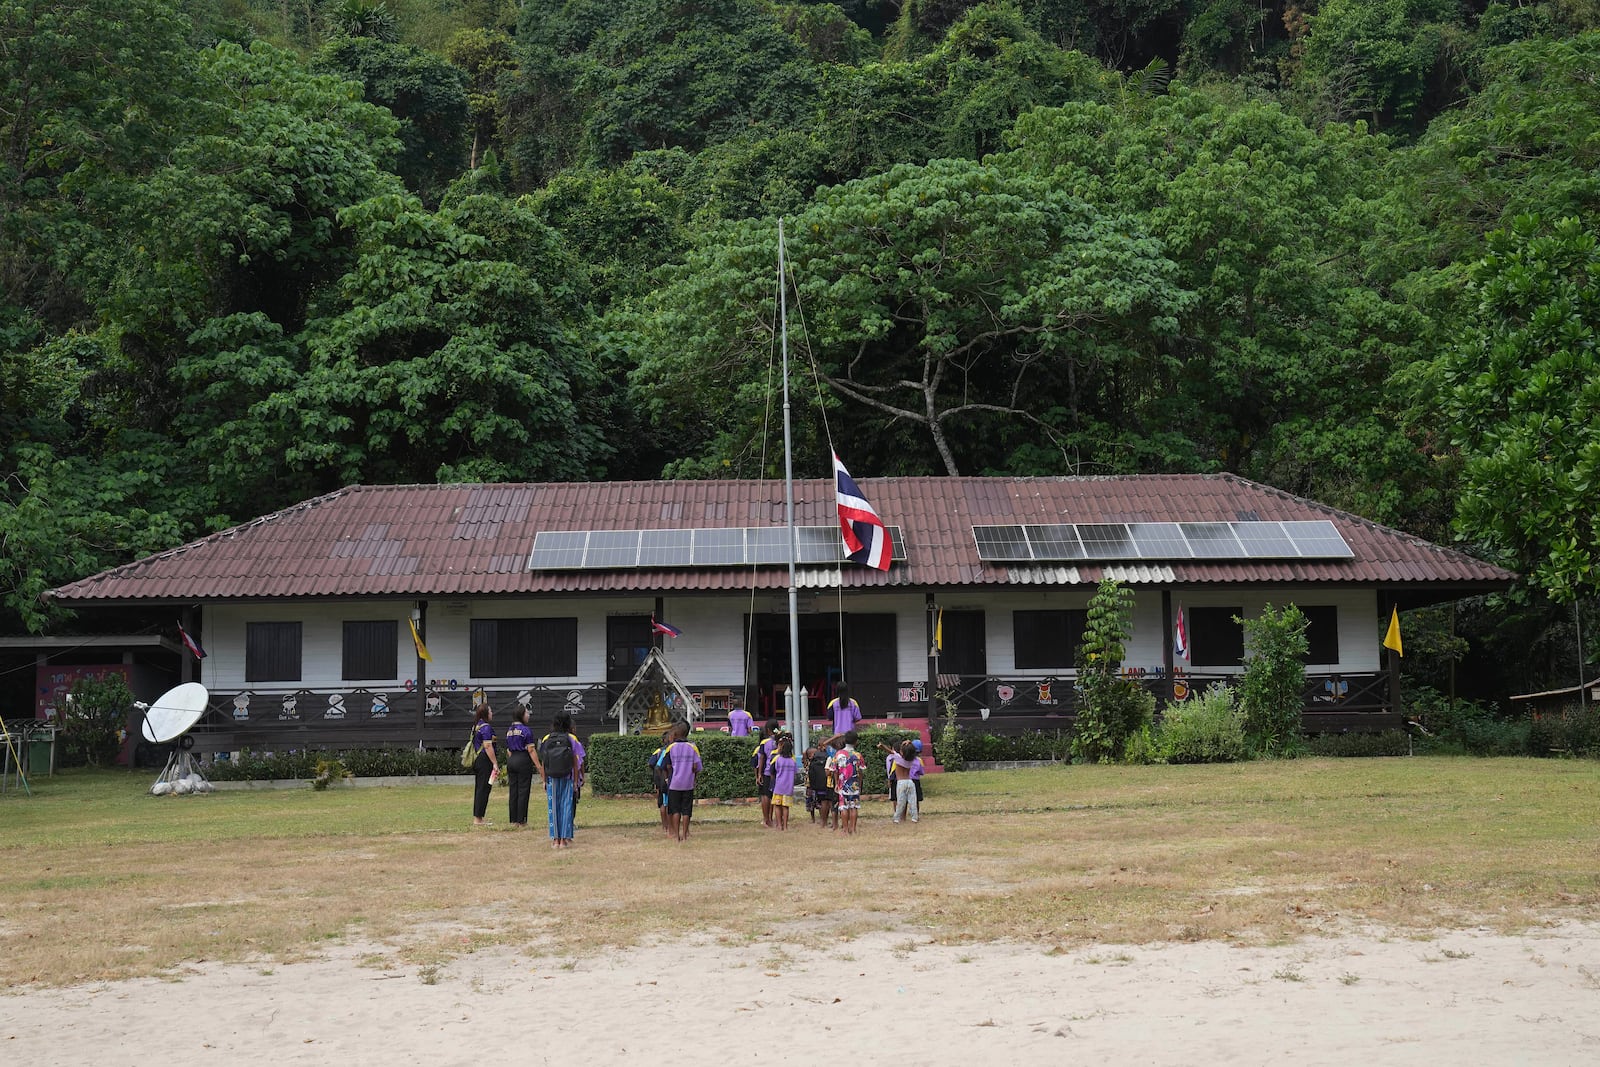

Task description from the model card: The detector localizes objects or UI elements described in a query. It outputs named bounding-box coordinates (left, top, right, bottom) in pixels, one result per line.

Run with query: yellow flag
left=934, top=608, right=944, bottom=653
left=1382, top=607, right=1403, bottom=657
left=409, top=617, right=433, bottom=662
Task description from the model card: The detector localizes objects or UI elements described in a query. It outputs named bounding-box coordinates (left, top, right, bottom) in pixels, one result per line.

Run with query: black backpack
left=541, top=733, right=574, bottom=777
left=651, top=747, right=672, bottom=793
left=808, top=751, right=829, bottom=790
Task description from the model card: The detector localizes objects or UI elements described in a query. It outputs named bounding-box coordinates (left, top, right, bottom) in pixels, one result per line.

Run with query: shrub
left=935, top=689, right=964, bottom=772
left=56, top=674, right=135, bottom=768
left=1237, top=604, right=1308, bottom=756
left=1405, top=686, right=1528, bottom=756
left=1158, top=683, right=1248, bottom=764
left=1302, top=730, right=1412, bottom=757
left=206, top=746, right=470, bottom=780
left=1527, top=705, right=1600, bottom=756
left=957, top=731, right=1071, bottom=762
left=586, top=726, right=921, bottom=798
left=1072, top=578, right=1153, bottom=763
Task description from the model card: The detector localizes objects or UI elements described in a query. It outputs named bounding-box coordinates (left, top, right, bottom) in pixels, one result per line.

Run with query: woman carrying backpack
left=534, top=711, right=585, bottom=849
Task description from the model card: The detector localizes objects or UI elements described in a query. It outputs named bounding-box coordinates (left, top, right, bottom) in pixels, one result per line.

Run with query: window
left=1188, top=607, right=1244, bottom=667
left=471, top=617, right=578, bottom=678
left=343, top=620, right=398, bottom=680
left=938, top=610, right=987, bottom=675
left=246, top=621, right=302, bottom=682
left=1013, top=610, right=1086, bottom=669
left=1300, top=605, right=1339, bottom=664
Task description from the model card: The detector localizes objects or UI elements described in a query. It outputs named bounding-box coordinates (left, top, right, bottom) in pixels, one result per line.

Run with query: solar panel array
left=971, top=520, right=1353, bottom=562
left=529, top=526, right=907, bottom=570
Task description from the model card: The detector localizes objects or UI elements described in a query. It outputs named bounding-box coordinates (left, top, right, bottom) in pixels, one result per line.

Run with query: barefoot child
left=752, top=719, right=780, bottom=828
left=768, top=736, right=798, bottom=830
left=650, top=736, right=672, bottom=836
left=663, top=720, right=702, bottom=843
left=826, top=731, right=866, bottom=834
left=876, top=739, right=919, bottom=824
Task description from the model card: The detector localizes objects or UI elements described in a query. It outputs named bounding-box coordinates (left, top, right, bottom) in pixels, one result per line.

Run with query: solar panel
left=530, top=524, right=906, bottom=569
left=528, top=530, right=588, bottom=569
left=639, top=529, right=692, bottom=567
left=746, top=526, right=791, bottom=565
left=584, top=529, right=642, bottom=568
left=1128, top=522, right=1192, bottom=559
left=1282, top=520, right=1354, bottom=558
left=1024, top=524, right=1083, bottom=560
left=795, top=525, right=840, bottom=564
left=1180, top=522, right=1246, bottom=558
left=692, top=527, right=745, bottom=565
left=1076, top=523, right=1136, bottom=559
left=1233, top=522, right=1298, bottom=558
left=974, top=525, right=1031, bottom=561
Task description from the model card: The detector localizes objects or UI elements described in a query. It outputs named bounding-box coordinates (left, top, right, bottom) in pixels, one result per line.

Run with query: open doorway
left=747, top=613, right=897, bottom=723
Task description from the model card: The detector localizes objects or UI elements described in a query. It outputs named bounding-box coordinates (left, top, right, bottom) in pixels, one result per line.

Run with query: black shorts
left=666, top=789, right=695, bottom=817
left=759, top=777, right=774, bottom=798
left=813, top=787, right=836, bottom=804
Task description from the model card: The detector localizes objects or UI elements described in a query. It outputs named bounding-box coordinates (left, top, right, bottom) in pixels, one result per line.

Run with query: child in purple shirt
left=663, top=720, right=702, bottom=843
left=727, top=705, right=753, bottom=736
left=768, top=737, right=798, bottom=831
left=827, top=682, right=862, bottom=736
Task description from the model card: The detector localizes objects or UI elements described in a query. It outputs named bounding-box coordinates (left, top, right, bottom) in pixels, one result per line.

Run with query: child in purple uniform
left=663, top=720, right=702, bottom=843
left=768, top=737, right=798, bottom=831
left=827, top=682, right=862, bottom=736
left=753, top=719, right=780, bottom=828
left=727, top=704, right=753, bottom=737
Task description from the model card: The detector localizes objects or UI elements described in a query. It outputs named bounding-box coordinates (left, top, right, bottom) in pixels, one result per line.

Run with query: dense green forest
left=1, top=0, right=1596, bottom=704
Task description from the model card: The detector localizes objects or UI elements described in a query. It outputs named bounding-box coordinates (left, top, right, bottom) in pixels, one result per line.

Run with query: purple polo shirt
left=910, top=757, right=925, bottom=780
left=665, top=741, right=702, bottom=791
left=769, top=755, right=797, bottom=797
left=505, top=722, right=532, bottom=752
left=830, top=698, right=861, bottom=735
left=727, top=708, right=753, bottom=736
left=473, top=721, right=494, bottom=747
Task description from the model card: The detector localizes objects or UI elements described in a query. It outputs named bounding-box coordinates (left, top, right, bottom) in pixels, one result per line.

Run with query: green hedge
left=587, top=727, right=922, bottom=799
left=207, top=747, right=469, bottom=781
left=954, top=731, right=1072, bottom=762
left=1302, top=730, right=1412, bottom=758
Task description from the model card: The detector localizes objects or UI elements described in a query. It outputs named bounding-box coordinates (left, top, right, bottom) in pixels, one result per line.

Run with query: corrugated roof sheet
left=46, top=474, right=1515, bottom=603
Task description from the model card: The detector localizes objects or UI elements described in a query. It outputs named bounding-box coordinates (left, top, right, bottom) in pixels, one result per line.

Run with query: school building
left=43, top=474, right=1514, bottom=755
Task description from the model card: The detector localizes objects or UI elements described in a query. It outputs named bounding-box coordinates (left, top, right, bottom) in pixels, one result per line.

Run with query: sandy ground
left=4, top=924, right=1598, bottom=1065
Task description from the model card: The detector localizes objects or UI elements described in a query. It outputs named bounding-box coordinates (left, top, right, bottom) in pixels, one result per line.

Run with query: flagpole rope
left=782, top=257, right=848, bottom=693
left=744, top=239, right=786, bottom=718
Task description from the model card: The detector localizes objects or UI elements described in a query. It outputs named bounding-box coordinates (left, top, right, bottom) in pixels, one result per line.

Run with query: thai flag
left=177, top=621, right=207, bottom=660
left=833, top=452, right=891, bottom=571
left=651, top=615, right=682, bottom=638
left=1173, top=603, right=1189, bottom=662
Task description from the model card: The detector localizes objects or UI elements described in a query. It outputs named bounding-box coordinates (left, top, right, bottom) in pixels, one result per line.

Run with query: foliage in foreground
left=1071, top=579, right=1155, bottom=763
left=1237, top=604, right=1310, bottom=755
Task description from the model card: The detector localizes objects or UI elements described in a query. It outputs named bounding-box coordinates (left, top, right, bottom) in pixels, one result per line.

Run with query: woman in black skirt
left=470, top=702, right=499, bottom=826
left=504, top=706, right=535, bottom=827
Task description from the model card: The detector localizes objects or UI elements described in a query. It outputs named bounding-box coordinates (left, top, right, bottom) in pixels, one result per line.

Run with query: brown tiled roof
left=46, top=474, right=1514, bottom=604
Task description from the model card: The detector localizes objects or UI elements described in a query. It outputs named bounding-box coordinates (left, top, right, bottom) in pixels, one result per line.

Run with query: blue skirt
left=546, top=775, right=575, bottom=840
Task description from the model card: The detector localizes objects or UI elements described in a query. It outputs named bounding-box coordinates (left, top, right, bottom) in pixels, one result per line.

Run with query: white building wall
left=198, top=585, right=1381, bottom=694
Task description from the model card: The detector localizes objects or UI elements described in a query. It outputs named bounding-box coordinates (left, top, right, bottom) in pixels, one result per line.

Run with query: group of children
left=647, top=717, right=925, bottom=843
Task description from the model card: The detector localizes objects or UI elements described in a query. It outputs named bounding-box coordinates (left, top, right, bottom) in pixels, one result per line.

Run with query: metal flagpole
left=779, top=218, right=806, bottom=753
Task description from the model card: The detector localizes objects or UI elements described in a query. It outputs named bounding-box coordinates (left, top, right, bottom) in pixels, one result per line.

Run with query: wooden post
left=926, top=593, right=938, bottom=717
left=1386, top=598, right=1402, bottom=721
left=414, top=601, right=427, bottom=747
left=1160, top=590, right=1174, bottom=711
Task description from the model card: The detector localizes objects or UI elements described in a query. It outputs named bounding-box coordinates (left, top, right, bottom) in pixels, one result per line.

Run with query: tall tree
left=1440, top=214, right=1600, bottom=603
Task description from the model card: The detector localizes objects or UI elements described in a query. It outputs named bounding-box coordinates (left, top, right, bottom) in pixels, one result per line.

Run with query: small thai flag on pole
left=1173, top=603, right=1189, bottom=662
left=651, top=615, right=682, bottom=638
left=177, top=621, right=207, bottom=660
left=833, top=452, right=891, bottom=571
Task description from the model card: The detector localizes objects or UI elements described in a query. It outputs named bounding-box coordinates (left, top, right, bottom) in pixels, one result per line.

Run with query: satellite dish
left=140, top=682, right=209, bottom=743
left=142, top=682, right=215, bottom=797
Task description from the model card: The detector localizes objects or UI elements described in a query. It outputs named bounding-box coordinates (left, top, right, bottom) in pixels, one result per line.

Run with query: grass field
left=2, top=757, right=1596, bottom=989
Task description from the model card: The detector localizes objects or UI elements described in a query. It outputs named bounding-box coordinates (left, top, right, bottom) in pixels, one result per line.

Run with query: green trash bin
left=26, top=730, right=55, bottom=776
